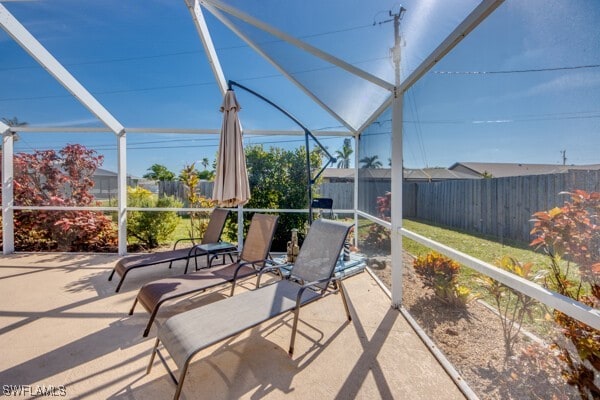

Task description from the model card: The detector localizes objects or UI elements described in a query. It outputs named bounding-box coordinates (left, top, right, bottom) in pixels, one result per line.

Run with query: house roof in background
left=94, top=168, right=141, bottom=179
left=322, top=168, right=478, bottom=181
left=449, top=162, right=600, bottom=178
left=404, top=168, right=479, bottom=181
left=94, top=168, right=117, bottom=177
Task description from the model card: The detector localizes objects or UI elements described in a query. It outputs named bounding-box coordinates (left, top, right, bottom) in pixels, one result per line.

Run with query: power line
left=406, top=87, right=428, bottom=167
left=14, top=132, right=346, bottom=153
left=0, top=55, right=389, bottom=102
left=433, top=63, right=600, bottom=75
left=0, top=23, right=375, bottom=72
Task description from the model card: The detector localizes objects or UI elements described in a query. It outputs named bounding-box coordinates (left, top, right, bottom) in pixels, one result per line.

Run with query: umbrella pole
left=227, top=80, right=335, bottom=225
left=305, top=129, right=313, bottom=223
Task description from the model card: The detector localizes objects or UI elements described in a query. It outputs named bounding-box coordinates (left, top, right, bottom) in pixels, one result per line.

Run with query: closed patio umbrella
left=212, top=89, right=251, bottom=207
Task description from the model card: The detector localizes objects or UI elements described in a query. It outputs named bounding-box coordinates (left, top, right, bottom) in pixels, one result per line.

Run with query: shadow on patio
left=0, top=254, right=465, bottom=399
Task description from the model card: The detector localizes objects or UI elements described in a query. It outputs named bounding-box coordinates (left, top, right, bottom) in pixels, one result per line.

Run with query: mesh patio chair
left=146, top=219, right=352, bottom=400
left=130, top=213, right=279, bottom=337
left=311, top=197, right=334, bottom=219
left=108, top=208, right=231, bottom=292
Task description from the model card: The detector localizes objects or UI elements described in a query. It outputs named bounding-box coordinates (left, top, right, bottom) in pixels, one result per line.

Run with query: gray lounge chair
left=130, top=213, right=279, bottom=337
left=146, top=219, right=352, bottom=400
left=109, top=208, right=231, bottom=292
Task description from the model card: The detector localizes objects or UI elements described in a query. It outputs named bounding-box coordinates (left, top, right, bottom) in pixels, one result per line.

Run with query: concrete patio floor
left=0, top=253, right=466, bottom=399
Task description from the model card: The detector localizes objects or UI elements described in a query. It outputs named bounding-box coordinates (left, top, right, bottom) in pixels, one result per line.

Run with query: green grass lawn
left=356, top=217, right=586, bottom=332
left=401, top=218, right=582, bottom=288
left=402, top=219, right=549, bottom=266
left=172, top=214, right=193, bottom=241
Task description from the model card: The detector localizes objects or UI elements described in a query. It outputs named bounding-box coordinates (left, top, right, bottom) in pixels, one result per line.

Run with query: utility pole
left=375, top=5, right=406, bottom=307
left=560, top=149, right=567, bottom=165
left=391, top=8, right=405, bottom=88
left=375, top=7, right=406, bottom=88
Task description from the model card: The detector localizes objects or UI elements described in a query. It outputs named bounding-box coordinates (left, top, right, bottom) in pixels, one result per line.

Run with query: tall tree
left=227, top=144, right=323, bottom=250
left=334, top=138, right=353, bottom=168
left=143, top=164, right=175, bottom=181
left=359, top=155, right=383, bottom=169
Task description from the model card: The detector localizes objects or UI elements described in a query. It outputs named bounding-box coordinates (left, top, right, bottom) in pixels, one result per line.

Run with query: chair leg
left=288, top=306, right=302, bottom=356
left=146, top=338, right=160, bottom=374
left=173, top=362, right=190, bottom=400
left=337, top=280, right=352, bottom=321
left=115, top=274, right=127, bottom=293
left=143, top=306, right=161, bottom=337
left=108, top=268, right=116, bottom=281
left=129, top=297, right=138, bottom=315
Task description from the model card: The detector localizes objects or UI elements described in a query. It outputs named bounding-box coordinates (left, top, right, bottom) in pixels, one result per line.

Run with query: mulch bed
left=367, top=251, right=578, bottom=400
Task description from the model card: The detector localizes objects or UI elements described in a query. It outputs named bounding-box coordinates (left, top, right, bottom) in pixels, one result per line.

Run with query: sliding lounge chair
left=146, top=219, right=352, bottom=400
left=109, top=208, right=231, bottom=292
left=130, top=213, right=279, bottom=337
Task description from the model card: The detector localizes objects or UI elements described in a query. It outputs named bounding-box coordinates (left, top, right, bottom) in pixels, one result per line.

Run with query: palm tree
left=1, top=117, right=26, bottom=146
left=359, top=155, right=383, bottom=169
left=334, top=138, right=353, bottom=168
left=1, top=117, right=27, bottom=127
left=143, top=164, right=175, bottom=181
left=201, top=157, right=210, bottom=170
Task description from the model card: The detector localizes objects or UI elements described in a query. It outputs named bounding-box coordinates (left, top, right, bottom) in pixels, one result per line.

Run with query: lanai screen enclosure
left=1, top=1, right=599, bottom=394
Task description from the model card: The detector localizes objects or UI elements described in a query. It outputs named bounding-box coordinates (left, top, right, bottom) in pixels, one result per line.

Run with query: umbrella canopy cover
left=212, top=90, right=251, bottom=207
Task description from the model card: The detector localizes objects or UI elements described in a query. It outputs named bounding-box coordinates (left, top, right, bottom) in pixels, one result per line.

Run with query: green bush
left=413, top=251, right=476, bottom=307
left=126, top=187, right=182, bottom=249
left=179, top=163, right=217, bottom=240
left=224, top=145, right=322, bottom=250
left=479, top=256, right=544, bottom=358
left=4, top=144, right=118, bottom=252
left=530, top=190, right=600, bottom=398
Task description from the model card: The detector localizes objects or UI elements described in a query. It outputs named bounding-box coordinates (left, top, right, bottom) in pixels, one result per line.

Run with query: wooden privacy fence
left=403, top=170, right=600, bottom=243
left=158, top=170, right=600, bottom=243
left=317, top=182, right=354, bottom=210
left=159, top=181, right=214, bottom=205
left=160, top=181, right=358, bottom=210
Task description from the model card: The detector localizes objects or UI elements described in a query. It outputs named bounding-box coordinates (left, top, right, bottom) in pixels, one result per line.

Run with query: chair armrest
left=190, top=245, right=240, bottom=268
left=229, top=259, right=275, bottom=296
left=173, top=237, right=202, bottom=250
left=256, top=261, right=293, bottom=285
left=293, top=276, right=333, bottom=308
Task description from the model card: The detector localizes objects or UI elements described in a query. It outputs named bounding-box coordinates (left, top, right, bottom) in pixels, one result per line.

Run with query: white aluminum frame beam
left=117, top=134, right=127, bottom=255
left=353, top=0, right=505, bottom=135
left=357, top=206, right=600, bottom=330
left=11, top=126, right=351, bottom=136
left=353, top=132, right=359, bottom=248
left=202, top=2, right=357, bottom=133
left=201, top=0, right=394, bottom=92
left=0, top=4, right=129, bottom=254
left=390, top=90, right=403, bottom=307
left=400, top=0, right=504, bottom=93
left=1, top=121, right=14, bottom=254
left=185, top=0, right=228, bottom=95
left=356, top=94, right=393, bottom=134
left=358, top=0, right=505, bottom=307
left=0, top=5, right=124, bottom=135
left=403, top=228, right=600, bottom=330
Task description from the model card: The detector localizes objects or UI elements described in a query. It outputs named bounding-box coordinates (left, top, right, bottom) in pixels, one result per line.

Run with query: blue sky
left=1, top=0, right=599, bottom=177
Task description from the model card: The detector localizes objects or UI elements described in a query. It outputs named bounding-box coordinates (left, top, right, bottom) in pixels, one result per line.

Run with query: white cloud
left=526, top=72, right=600, bottom=96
